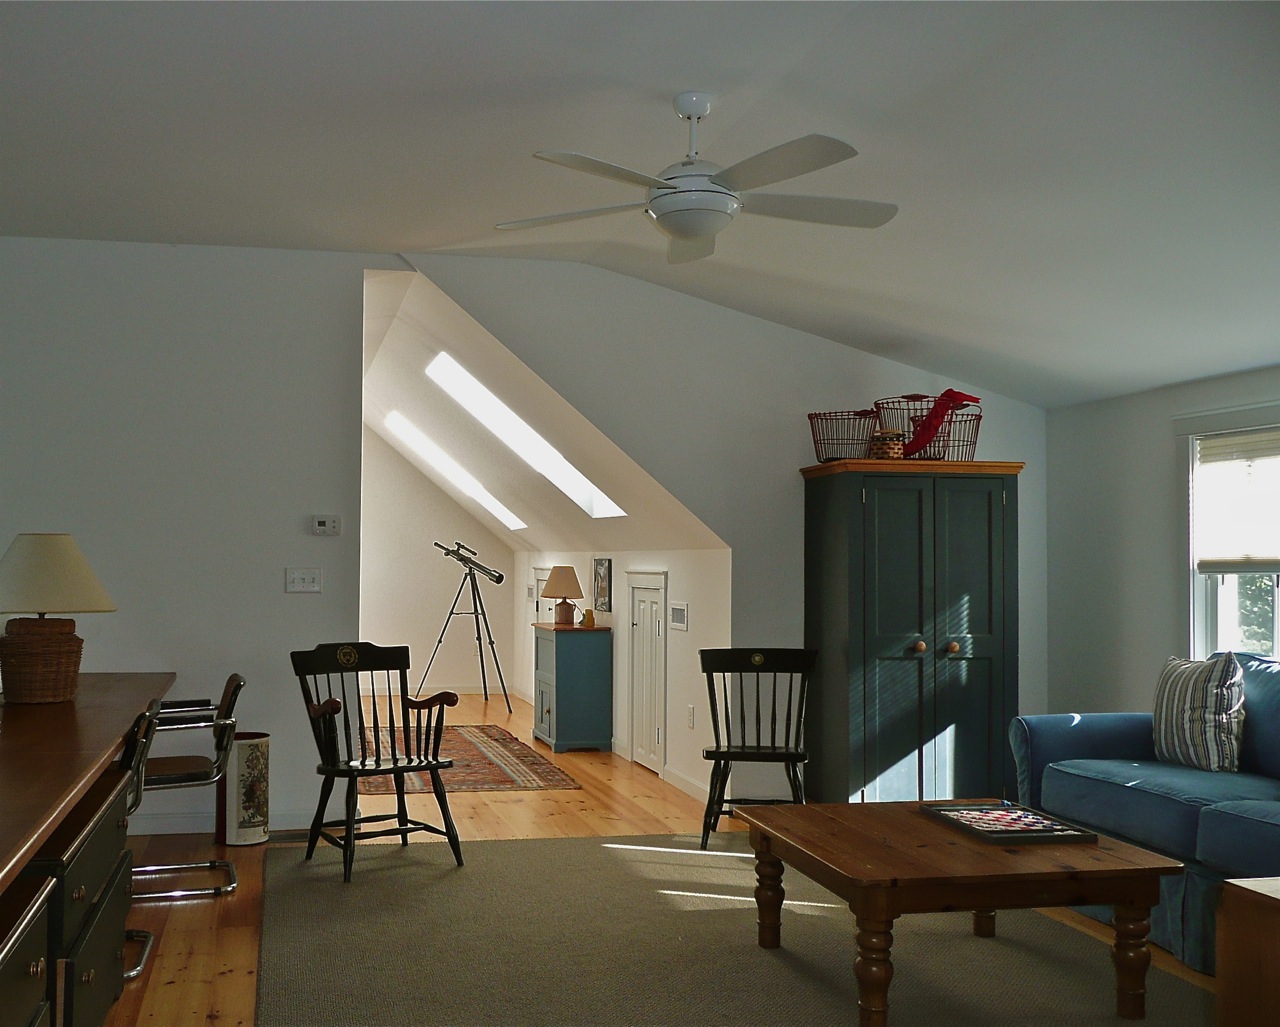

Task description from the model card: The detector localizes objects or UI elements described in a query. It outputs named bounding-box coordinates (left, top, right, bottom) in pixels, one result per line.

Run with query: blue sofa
left=1009, top=652, right=1280, bottom=974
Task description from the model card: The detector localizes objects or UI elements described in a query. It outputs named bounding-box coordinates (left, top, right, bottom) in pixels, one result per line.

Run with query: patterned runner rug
left=357, top=723, right=580, bottom=794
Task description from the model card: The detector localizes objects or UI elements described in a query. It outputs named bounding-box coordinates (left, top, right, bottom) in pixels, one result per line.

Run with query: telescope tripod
left=419, top=565, right=512, bottom=713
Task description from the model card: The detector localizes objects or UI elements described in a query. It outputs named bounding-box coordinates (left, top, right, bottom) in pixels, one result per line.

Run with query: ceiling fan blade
left=667, top=235, right=716, bottom=264
left=495, top=202, right=647, bottom=231
left=534, top=151, right=674, bottom=191
left=742, top=193, right=898, bottom=228
left=710, top=134, right=858, bottom=192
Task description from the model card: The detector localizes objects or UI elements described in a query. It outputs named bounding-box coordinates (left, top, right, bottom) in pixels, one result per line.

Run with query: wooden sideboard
left=0, top=673, right=174, bottom=1027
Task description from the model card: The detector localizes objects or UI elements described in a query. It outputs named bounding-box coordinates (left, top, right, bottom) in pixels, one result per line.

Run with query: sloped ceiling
left=364, top=270, right=727, bottom=552
left=2, top=2, right=1278, bottom=408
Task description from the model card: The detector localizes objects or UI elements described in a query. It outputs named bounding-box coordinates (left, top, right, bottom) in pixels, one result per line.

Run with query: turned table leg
left=854, top=915, right=895, bottom=1027
left=753, top=847, right=785, bottom=949
left=1112, top=903, right=1153, bottom=1019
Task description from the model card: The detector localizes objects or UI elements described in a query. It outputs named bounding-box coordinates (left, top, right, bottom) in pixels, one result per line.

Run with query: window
left=1190, top=425, right=1280, bottom=657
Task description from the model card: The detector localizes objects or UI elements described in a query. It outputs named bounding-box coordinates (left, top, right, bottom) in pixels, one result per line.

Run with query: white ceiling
left=3, top=2, right=1277, bottom=409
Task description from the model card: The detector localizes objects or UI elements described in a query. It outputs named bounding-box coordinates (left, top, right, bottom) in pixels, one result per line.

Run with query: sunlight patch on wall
left=385, top=410, right=527, bottom=531
left=427, top=352, right=626, bottom=519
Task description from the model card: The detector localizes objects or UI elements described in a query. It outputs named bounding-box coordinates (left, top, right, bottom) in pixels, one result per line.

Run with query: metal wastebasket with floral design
left=222, top=731, right=269, bottom=845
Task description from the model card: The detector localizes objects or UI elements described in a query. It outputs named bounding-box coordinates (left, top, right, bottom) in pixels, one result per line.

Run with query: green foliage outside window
left=1236, top=574, right=1277, bottom=656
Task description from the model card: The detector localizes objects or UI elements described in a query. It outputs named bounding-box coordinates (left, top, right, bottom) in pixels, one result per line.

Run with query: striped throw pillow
left=1153, top=653, right=1245, bottom=772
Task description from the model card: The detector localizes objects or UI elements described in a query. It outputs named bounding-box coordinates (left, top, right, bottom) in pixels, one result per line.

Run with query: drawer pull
left=912, top=641, right=927, bottom=653
left=118, top=817, right=129, bottom=829
left=81, top=968, right=96, bottom=986
left=28, top=957, right=46, bottom=979
left=71, top=885, right=87, bottom=902
left=946, top=641, right=961, bottom=654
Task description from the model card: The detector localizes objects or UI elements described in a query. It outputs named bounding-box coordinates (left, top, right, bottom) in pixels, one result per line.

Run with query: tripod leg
left=467, top=570, right=491, bottom=703
left=472, top=585, right=513, bottom=714
left=418, top=574, right=470, bottom=696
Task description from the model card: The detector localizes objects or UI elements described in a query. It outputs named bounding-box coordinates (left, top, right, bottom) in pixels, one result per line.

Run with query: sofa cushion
left=1235, top=653, right=1280, bottom=778
left=1197, top=800, right=1280, bottom=878
left=1041, top=758, right=1280, bottom=858
left=1152, top=653, right=1244, bottom=771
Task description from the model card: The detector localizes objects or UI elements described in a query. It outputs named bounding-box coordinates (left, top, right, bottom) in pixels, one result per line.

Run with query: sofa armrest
left=1008, top=712, right=1156, bottom=809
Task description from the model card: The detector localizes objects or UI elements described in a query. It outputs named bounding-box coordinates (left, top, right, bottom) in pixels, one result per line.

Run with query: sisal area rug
left=357, top=723, right=580, bottom=794
left=258, top=833, right=1216, bottom=1026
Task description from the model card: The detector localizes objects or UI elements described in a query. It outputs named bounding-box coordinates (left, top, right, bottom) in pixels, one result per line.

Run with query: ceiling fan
left=496, top=92, right=898, bottom=264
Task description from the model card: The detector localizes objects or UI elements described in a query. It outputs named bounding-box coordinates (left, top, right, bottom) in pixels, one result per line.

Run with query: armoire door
left=862, top=474, right=1008, bottom=802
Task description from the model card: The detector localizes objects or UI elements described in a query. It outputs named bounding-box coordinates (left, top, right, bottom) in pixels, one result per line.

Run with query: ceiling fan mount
left=496, top=91, right=897, bottom=264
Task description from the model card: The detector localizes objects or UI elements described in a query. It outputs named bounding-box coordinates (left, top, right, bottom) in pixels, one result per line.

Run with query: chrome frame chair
left=131, top=673, right=244, bottom=900
left=120, top=702, right=159, bottom=979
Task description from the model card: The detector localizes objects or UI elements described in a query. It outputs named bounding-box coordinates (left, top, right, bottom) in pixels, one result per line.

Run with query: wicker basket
left=808, top=409, right=879, bottom=461
left=873, top=394, right=982, bottom=461
left=0, top=617, right=83, bottom=703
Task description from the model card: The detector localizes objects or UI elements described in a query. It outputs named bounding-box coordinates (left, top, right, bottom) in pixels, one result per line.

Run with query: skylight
left=426, top=352, right=626, bottom=519
left=384, top=411, right=527, bottom=531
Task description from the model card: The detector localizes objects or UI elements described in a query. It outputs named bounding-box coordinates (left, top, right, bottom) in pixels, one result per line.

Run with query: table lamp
left=0, top=533, right=117, bottom=703
left=541, top=565, right=584, bottom=626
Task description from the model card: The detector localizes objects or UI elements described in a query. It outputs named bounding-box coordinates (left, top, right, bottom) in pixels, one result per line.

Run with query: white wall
left=0, top=237, right=1051, bottom=833
left=0, top=237, right=400, bottom=833
left=1047, top=363, right=1280, bottom=712
left=359, top=426, right=516, bottom=693
left=409, top=255, right=1050, bottom=715
left=510, top=547, right=732, bottom=799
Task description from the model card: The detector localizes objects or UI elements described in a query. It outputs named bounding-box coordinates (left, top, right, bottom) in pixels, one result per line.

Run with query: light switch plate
left=286, top=567, right=322, bottom=593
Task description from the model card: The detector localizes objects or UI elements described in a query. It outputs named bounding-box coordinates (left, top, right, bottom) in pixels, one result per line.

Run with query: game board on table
left=921, top=801, right=1098, bottom=844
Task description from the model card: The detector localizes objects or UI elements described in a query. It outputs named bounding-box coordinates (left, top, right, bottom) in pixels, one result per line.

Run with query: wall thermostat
left=311, top=514, right=342, bottom=536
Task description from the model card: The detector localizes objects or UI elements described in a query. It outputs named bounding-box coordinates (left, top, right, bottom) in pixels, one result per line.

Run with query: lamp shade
left=541, top=565, right=584, bottom=601
left=541, top=565, right=584, bottom=626
left=0, top=533, right=117, bottom=614
left=0, top=534, right=116, bottom=704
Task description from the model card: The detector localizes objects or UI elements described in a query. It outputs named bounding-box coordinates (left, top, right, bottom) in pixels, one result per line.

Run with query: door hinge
left=656, top=620, right=663, bottom=637
left=656, top=727, right=661, bottom=745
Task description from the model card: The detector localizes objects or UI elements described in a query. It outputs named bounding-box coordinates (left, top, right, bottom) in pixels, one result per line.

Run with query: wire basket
left=874, top=394, right=982, bottom=461
left=808, top=409, right=879, bottom=461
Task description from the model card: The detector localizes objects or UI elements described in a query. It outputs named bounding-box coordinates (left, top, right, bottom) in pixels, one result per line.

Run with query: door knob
left=912, top=641, right=927, bottom=653
left=946, top=642, right=961, bottom=654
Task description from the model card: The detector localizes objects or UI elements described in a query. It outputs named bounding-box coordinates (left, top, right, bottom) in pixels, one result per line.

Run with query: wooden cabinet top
left=0, top=672, right=174, bottom=891
left=532, top=623, right=612, bottom=632
left=801, top=459, right=1024, bottom=479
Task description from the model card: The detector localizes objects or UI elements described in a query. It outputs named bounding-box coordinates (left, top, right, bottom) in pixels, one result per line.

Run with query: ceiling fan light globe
left=646, top=190, right=740, bottom=240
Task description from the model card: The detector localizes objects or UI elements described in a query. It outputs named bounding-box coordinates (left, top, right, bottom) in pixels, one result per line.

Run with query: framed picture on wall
left=593, top=558, right=612, bottom=612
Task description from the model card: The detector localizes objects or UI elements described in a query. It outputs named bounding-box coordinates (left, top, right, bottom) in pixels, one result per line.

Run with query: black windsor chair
left=699, top=647, right=816, bottom=849
left=290, top=641, right=463, bottom=882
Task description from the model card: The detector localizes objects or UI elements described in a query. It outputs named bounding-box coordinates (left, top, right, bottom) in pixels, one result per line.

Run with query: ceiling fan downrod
left=674, top=91, right=714, bottom=161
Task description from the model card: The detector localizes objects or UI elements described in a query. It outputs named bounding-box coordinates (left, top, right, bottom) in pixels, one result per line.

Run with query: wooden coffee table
left=736, top=802, right=1184, bottom=1026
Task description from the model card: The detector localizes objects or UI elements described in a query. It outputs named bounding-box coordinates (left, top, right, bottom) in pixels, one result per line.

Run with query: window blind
left=1193, top=426, right=1280, bottom=574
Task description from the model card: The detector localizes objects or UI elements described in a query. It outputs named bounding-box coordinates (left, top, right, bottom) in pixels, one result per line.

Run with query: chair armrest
left=1009, top=712, right=1156, bottom=810
left=160, top=698, right=215, bottom=712
left=408, top=691, right=460, bottom=710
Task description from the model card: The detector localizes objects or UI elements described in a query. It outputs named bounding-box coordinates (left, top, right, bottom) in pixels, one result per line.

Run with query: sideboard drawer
left=24, top=772, right=129, bottom=959
left=55, top=853, right=130, bottom=1027
left=0, top=876, right=56, bottom=1027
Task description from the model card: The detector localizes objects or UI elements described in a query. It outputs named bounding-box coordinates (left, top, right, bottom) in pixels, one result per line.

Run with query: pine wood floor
left=106, top=694, right=1211, bottom=1025
left=106, top=693, right=732, bottom=1025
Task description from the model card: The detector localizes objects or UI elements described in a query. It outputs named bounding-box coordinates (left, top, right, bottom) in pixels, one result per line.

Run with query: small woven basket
left=808, top=409, right=879, bottom=461
left=0, top=617, right=83, bottom=703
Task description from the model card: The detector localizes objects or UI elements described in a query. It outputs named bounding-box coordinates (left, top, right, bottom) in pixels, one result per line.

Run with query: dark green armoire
left=802, top=459, right=1022, bottom=804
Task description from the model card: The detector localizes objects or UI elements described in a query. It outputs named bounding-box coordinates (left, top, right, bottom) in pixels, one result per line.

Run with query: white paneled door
left=629, top=581, right=666, bottom=774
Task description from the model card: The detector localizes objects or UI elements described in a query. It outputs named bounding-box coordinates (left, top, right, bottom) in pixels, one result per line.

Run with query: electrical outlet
left=286, top=567, right=322, bottom=593
left=688, top=705, right=696, bottom=729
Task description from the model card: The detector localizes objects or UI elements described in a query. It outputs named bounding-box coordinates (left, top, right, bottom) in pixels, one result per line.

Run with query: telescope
left=434, top=540, right=504, bottom=585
